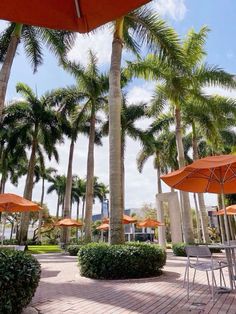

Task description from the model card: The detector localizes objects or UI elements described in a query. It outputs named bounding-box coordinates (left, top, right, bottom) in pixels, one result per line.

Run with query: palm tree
left=47, top=174, right=67, bottom=219
left=93, top=177, right=109, bottom=214
left=108, top=7, right=183, bottom=244
left=103, top=96, right=147, bottom=215
left=0, top=23, right=75, bottom=118
left=34, top=162, right=57, bottom=241
left=3, top=83, right=62, bottom=243
left=62, top=51, right=108, bottom=242
left=127, top=26, right=236, bottom=243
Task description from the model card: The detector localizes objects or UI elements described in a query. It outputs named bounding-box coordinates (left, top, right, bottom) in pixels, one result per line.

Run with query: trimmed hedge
left=78, top=242, right=166, bottom=279
left=0, top=250, right=41, bottom=314
left=67, top=244, right=84, bottom=256
left=172, top=242, right=222, bottom=257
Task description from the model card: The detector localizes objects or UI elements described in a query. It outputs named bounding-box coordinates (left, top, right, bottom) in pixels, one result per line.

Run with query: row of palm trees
left=1, top=5, right=236, bottom=245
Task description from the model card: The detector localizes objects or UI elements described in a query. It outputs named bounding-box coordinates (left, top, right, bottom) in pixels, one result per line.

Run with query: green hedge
left=67, top=244, right=84, bottom=256
left=172, top=242, right=221, bottom=256
left=0, top=250, right=41, bottom=314
left=78, top=242, right=166, bottom=279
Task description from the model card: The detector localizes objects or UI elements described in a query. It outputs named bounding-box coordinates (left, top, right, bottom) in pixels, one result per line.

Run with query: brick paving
left=31, top=252, right=236, bottom=314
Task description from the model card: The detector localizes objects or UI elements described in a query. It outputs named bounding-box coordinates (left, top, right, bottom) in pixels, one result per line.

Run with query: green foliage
left=0, top=250, right=41, bottom=314
left=2, top=239, right=18, bottom=245
left=172, top=243, right=187, bottom=256
left=172, top=242, right=221, bottom=256
left=78, top=243, right=166, bottom=279
left=67, top=244, right=84, bottom=256
left=28, top=245, right=62, bottom=254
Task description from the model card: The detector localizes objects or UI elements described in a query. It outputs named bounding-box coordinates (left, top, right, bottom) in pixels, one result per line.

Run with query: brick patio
left=31, top=252, right=236, bottom=314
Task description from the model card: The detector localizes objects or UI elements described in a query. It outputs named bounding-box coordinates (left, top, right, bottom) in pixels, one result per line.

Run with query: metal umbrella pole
left=221, top=187, right=230, bottom=244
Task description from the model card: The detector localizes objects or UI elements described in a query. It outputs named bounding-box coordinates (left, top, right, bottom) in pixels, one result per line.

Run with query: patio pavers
left=31, top=252, right=236, bottom=314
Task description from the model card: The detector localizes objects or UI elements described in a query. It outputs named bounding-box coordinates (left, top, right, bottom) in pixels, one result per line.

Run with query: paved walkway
left=31, top=252, right=236, bottom=314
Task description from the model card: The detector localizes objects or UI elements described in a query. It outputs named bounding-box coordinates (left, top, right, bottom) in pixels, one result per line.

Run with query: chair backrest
left=229, top=240, right=236, bottom=245
left=185, top=245, right=211, bottom=258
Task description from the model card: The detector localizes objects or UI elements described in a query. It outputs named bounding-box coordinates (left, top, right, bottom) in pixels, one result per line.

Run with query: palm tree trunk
left=81, top=196, right=85, bottom=239
left=109, top=19, right=125, bottom=245
left=56, top=194, right=60, bottom=219
left=0, top=24, right=23, bottom=118
left=76, top=200, right=80, bottom=240
left=62, top=139, right=74, bottom=244
left=192, top=122, right=210, bottom=243
left=37, top=177, right=45, bottom=243
left=175, top=106, right=194, bottom=243
left=0, top=176, right=6, bottom=193
left=121, top=135, right=125, bottom=215
left=156, top=158, right=166, bottom=247
left=84, top=109, right=96, bottom=242
left=19, top=133, right=37, bottom=244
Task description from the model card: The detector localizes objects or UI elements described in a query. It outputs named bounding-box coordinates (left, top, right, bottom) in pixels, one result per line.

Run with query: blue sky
left=2, top=0, right=236, bottom=215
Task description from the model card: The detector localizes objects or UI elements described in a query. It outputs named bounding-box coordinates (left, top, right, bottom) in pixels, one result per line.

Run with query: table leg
left=226, top=248, right=234, bottom=290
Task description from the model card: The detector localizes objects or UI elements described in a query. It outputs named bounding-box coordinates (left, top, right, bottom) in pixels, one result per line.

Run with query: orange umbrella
left=96, top=223, right=109, bottom=231
left=213, top=205, right=236, bottom=216
left=0, top=193, right=41, bottom=246
left=137, top=218, right=164, bottom=228
left=0, top=0, right=150, bottom=33
left=103, top=214, right=137, bottom=225
left=54, top=218, right=83, bottom=227
left=161, top=154, right=236, bottom=242
left=0, top=193, right=41, bottom=212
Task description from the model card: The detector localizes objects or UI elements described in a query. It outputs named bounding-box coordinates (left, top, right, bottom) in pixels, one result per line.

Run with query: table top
left=208, top=243, right=236, bottom=249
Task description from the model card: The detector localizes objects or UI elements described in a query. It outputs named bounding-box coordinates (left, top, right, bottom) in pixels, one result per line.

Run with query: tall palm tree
left=62, top=51, right=108, bottom=242
left=0, top=23, right=75, bottom=118
left=93, top=177, right=109, bottom=215
left=3, top=83, right=62, bottom=243
left=47, top=174, right=67, bottom=219
left=127, top=26, right=236, bottom=243
left=108, top=6, right=183, bottom=244
left=103, top=96, right=147, bottom=215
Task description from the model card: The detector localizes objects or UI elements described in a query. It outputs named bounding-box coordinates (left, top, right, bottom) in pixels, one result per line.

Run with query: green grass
left=28, top=245, right=62, bottom=254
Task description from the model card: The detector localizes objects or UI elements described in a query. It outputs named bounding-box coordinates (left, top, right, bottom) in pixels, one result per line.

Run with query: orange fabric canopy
left=0, top=193, right=41, bottom=212
left=96, top=223, right=109, bottom=231
left=103, top=214, right=137, bottom=225
left=161, top=155, right=236, bottom=194
left=55, top=218, right=83, bottom=227
left=213, top=205, right=236, bottom=216
left=0, top=0, right=150, bottom=33
left=137, top=218, right=164, bottom=228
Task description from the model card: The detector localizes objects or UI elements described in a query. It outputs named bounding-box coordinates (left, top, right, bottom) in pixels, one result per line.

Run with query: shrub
left=78, top=242, right=166, bottom=279
left=0, top=250, right=41, bottom=314
left=172, top=242, right=221, bottom=256
left=2, top=239, right=18, bottom=245
left=172, top=243, right=187, bottom=256
left=67, top=244, right=84, bottom=256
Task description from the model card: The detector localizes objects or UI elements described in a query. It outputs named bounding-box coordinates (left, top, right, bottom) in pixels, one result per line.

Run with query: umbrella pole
left=221, top=192, right=230, bottom=244
left=1, top=213, right=6, bottom=246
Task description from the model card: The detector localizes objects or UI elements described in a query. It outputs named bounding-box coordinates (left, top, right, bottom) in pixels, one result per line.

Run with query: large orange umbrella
left=103, top=214, right=137, bottom=225
left=0, top=193, right=41, bottom=212
left=0, top=0, right=150, bottom=33
left=0, top=193, right=41, bottom=245
left=213, top=205, right=236, bottom=216
left=96, top=223, right=109, bottom=231
left=54, top=218, right=83, bottom=227
left=137, top=218, right=164, bottom=228
left=161, top=154, right=236, bottom=242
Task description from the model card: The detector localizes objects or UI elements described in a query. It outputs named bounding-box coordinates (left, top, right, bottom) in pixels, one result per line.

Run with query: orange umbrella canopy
left=55, top=218, right=83, bottom=227
left=137, top=218, right=164, bottom=228
left=161, top=155, right=236, bottom=194
left=0, top=0, right=151, bottom=33
left=213, top=205, right=236, bottom=216
left=103, top=215, right=137, bottom=225
left=0, top=193, right=41, bottom=212
left=96, top=223, right=109, bottom=231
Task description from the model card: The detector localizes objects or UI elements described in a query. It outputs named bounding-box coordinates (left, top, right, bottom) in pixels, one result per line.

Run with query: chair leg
left=206, top=271, right=211, bottom=293
left=211, top=270, right=216, bottom=302
left=192, top=268, right=196, bottom=287
left=187, top=265, right=190, bottom=300
left=183, top=264, right=188, bottom=287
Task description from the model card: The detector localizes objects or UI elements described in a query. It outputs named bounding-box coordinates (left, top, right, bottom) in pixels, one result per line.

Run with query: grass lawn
left=28, top=245, right=62, bottom=254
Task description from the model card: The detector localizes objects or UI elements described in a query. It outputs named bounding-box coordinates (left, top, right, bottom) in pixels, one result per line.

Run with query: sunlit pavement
left=30, top=252, right=236, bottom=314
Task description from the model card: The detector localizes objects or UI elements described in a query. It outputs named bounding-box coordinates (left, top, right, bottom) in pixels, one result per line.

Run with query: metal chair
left=184, top=245, right=228, bottom=301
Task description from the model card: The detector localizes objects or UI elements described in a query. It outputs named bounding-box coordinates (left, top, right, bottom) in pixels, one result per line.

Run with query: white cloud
left=67, top=29, right=113, bottom=66
left=153, top=0, right=187, bottom=21
left=203, top=86, right=236, bottom=98
left=127, top=81, right=155, bottom=104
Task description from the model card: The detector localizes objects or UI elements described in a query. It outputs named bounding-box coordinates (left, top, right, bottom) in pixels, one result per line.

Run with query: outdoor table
left=208, top=243, right=236, bottom=291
